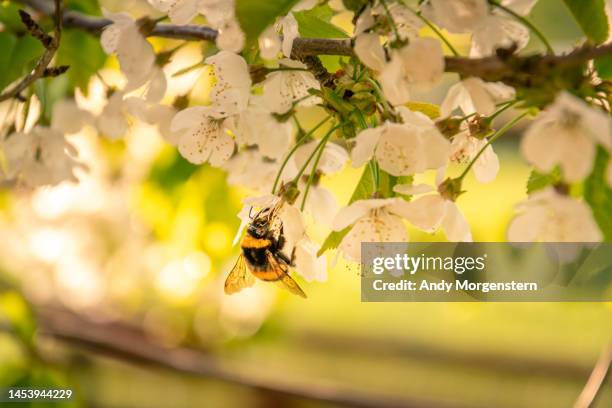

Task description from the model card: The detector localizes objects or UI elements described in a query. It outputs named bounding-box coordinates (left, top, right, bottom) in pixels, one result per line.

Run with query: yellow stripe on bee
left=241, top=235, right=272, bottom=249
left=252, top=269, right=281, bottom=281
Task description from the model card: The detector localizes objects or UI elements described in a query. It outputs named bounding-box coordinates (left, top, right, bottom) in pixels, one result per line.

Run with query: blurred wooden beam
left=35, top=307, right=472, bottom=408
left=289, top=329, right=595, bottom=380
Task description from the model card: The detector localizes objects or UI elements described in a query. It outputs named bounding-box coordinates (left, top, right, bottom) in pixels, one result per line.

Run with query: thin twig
left=14, top=0, right=612, bottom=87
left=0, top=0, right=63, bottom=102
left=573, top=345, right=612, bottom=408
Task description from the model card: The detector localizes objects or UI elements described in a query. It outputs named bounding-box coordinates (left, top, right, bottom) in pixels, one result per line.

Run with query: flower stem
left=369, top=160, right=380, bottom=192
left=366, top=77, right=394, bottom=115
left=379, top=0, right=402, bottom=42
left=271, top=116, right=330, bottom=194
left=300, top=136, right=331, bottom=209
left=488, top=0, right=554, bottom=54
left=297, top=124, right=341, bottom=210
left=458, top=111, right=529, bottom=181
left=293, top=124, right=339, bottom=182
left=487, top=99, right=518, bottom=122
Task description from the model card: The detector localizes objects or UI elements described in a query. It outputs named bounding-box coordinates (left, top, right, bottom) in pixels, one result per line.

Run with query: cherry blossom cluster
left=1, top=0, right=611, bottom=284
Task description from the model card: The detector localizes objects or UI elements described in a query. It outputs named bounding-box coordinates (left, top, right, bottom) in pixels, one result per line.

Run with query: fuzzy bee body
left=224, top=202, right=307, bottom=298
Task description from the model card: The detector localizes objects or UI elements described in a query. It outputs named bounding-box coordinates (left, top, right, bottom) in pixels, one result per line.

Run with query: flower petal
left=354, top=33, right=386, bottom=71
left=441, top=201, right=472, bottom=242
left=331, top=198, right=397, bottom=231
left=351, top=127, right=381, bottom=168
left=339, top=211, right=408, bottom=262
left=392, top=183, right=435, bottom=195
left=294, top=238, right=327, bottom=282
left=473, top=144, right=499, bottom=183
left=400, top=194, right=446, bottom=232
left=305, top=185, right=339, bottom=227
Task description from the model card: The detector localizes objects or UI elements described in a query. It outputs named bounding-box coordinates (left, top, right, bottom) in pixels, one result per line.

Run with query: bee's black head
left=247, top=218, right=268, bottom=238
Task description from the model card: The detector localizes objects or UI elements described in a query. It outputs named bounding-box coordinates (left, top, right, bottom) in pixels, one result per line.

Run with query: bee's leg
left=277, top=246, right=296, bottom=267
left=276, top=232, right=285, bottom=251
left=277, top=251, right=292, bottom=267
left=290, top=246, right=296, bottom=266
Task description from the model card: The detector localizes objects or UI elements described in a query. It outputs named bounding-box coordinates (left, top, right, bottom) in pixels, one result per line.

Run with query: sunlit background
left=0, top=0, right=611, bottom=407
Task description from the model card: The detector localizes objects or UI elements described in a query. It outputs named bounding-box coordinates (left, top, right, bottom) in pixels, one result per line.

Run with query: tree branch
left=573, top=345, right=612, bottom=408
left=33, top=307, right=465, bottom=408
left=0, top=0, right=63, bottom=102
left=14, top=0, right=612, bottom=88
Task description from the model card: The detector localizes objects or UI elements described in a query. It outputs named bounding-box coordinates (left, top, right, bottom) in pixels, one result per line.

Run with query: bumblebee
left=224, top=201, right=307, bottom=298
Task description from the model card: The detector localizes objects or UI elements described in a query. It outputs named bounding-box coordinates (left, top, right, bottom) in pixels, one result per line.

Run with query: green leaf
left=584, top=146, right=612, bottom=241
left=0, top=36, right=44, bottom=92
left=595, top=55, right=612, bottom=80
left=526, top=167, right=561, bottom=194
left=235, top=0, right=301, bottom=41
left=0, top=291, right=36, bottom=345
left=294, top=5, right=349, bottom=38
left=405, top=101, right=441, bottom=120
left=66, top=0, right=102, bottom=16
left=562, top=0, right=609, bottom=44
left=0, top=32, right=18, bottom=89
left=342, top=0, right=369, bottom=12
left=56, top=29, right=106, bottom=92
left=0, top=2, right=24, bottom=32
left=317, top=166, right=375, bottom=256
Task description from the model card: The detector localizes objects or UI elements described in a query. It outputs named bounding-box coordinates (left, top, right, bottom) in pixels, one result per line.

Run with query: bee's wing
left=224, top=254, right=255, bottom=295
left=266, top=251, right=307, bottom=298
left=277, top=273, right=307, bottom=298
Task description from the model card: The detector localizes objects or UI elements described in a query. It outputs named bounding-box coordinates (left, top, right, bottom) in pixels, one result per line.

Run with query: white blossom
left=262, top=59, right=321, bottom=114
left=331, top=198, right=414, bottom=262
left=379, top=38, right=444, bottom=106
left=441, top=77, right=515, bottom=117
left=205, top=51, right=252, bottom=116
left=351, top=108, right=451, bottom=176
left=356, top=3, right=422, bottom=40
left=199, top=0, right=236, bottom=27
left=229, top=99, right=293, bottom=160
left=393, top=179, right=472, bottom=242
left=301, top=182, right=339, bottom=227
left=51, top=100, right=95, bottom=135
left=507, top=188, right=602, bottom=242
left=147, top=0, right=202, bottom=25
left=97, top=92, right=147, bottom=139
left=293, top=140, right=349, bottom=176
left=469, top=0, right=537, bottom=57
left=140, top=103, right=182, bottom=145
left=421, top=0, right=489, bottom=33
left=100, top=12, right=156, bottom=91
left=215, top=18, right=245, bottom=53
left=0, top=102, right=89, bottom=187
left=258, top=25, right=282, bottom=60
left=293, top=238, right=327, bottom=282
left=521, top=92, right=612, bottom=182
left=279, top=13, right=299, bottom=58
left=354, top=32, right=386, bottom=71
left=470, top=15, right=530, bottom=57
left=293, top=141, right=348, bottom=226
left=170, top=106, right=234, bottom=166
left=450, top=128, right=499, bottom=183
left=421, top=0, right=535, bottom=57
left=224, top=149, right=296, bottom=193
